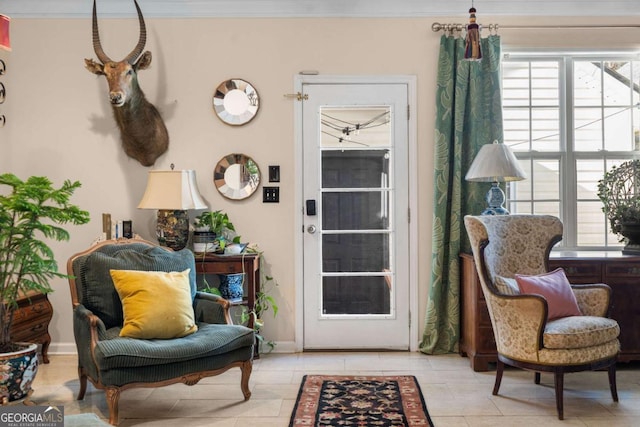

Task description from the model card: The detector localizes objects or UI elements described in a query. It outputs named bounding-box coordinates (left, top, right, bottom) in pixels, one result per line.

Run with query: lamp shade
left=138, top=170, right=207, bottom=210
left=0, top=15, right=10, bottom=51
left=465, top=141, right=527, bottom=183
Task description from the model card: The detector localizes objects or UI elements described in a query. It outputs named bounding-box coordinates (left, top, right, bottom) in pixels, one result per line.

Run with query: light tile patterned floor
left=31, top=353, right=640, bottom=426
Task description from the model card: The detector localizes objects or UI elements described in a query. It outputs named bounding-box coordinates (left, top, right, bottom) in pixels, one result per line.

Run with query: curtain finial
left=464, top=7, right=482, bottom=61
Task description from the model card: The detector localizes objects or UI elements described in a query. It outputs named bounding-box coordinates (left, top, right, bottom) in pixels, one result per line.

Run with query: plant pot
left=620, top=223, right=640, bottom=254
left=193, top=231, right=217, bottom=253
left=0, top=342, right=38, bottom=404
left=218, top=273, right=245, bottom=300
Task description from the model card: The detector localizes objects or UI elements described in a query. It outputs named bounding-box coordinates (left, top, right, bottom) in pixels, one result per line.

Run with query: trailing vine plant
left=241, top=244, right=279, bottom=353
left=193, top=212, right=279, bottom=353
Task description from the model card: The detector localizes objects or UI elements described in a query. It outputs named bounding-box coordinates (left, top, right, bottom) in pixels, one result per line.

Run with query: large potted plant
left=0, top=173, right=90, bottom=403
left=597, top=159, right=640, bottom=253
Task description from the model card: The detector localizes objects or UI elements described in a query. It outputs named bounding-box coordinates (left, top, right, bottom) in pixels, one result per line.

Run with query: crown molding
left=2, top=0, right=639, bottom=18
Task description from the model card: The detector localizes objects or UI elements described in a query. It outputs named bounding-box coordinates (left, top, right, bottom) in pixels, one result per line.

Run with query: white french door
left=301, top=81, right=411, bottom=350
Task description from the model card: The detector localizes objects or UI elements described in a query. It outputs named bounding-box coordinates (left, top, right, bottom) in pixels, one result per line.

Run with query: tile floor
left=31, top=352, right=640, bottom=426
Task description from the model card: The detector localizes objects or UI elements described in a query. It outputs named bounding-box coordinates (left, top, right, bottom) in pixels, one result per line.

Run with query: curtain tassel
left=464, top=7, right=482, bottom=61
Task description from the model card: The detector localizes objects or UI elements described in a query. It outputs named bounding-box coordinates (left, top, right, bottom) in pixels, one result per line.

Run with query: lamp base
left=156, top=209, right=189, bottom=251
left=481, top=182, right=510, bottom=215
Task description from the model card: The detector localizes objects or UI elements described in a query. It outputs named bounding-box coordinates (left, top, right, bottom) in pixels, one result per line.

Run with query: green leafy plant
left=200, top=284, right=222, bottom=297
left=194, top=210, right=239, bottom=250
left=241, top=244, right=279, bottom=353
left=0, top=174, right=90, bottom=352
left=193, top=213, right=279, bottom=353
left=597, top=160, right=640, bottom=237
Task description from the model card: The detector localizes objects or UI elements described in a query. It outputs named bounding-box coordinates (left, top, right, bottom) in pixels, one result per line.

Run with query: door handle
left=307, top=225, right=317, bottom=234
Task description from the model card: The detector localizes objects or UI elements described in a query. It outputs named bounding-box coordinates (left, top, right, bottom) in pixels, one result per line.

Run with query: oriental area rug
left=289, top=375, right=434, bottom=427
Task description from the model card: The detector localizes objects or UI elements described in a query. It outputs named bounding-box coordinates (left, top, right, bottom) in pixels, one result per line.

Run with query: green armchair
left=67, top=238, right=254, bottom=425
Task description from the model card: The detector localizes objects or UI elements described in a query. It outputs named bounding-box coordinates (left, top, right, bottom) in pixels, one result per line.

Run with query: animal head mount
left=85, top=0, right=168, bottom=167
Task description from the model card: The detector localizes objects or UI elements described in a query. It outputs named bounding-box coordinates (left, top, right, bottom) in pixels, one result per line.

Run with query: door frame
left=293, top=75, right=419, bottom=352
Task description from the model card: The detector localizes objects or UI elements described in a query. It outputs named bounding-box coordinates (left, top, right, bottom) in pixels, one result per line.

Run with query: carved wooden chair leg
left=105, top=387, right=121, bottom=426
left=77, top=368, right=87, bottom=400
left=608, top=363, right=619, bottom=402
left=554, top=369, right=564, bottom=420
left=41, top=337, right=51, bottom=364
left=534, top=372, right=541, bottom=384
left=241, top=361, right=253, bottom=400
left=492, top=360, right=504, bottom=395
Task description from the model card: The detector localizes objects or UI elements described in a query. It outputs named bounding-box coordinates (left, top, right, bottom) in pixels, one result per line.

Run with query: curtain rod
left=431, top=23, right=640, bottom=32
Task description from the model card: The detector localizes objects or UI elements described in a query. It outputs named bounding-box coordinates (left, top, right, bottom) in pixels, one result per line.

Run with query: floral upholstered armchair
left=67, top=238, right=255, bottom=425
left=464, top=215, right=619, bottom=420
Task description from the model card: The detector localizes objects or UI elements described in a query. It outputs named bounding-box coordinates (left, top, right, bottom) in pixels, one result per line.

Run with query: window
left=502, top=53, right=640, bottom=249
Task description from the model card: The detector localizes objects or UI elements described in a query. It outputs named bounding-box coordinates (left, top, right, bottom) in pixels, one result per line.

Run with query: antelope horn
left=91, top=0, right=111, bottom=64
left=124, top=0, right=147, bottom=64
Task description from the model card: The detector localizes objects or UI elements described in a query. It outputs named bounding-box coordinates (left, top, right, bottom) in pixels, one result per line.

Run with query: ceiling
left=2, top=0, right=639, bottom=18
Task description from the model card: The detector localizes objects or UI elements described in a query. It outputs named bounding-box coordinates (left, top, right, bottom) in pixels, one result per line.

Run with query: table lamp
left=138, top=167, right=207, bottom=250
left=465, top=140, right=526, bottom=215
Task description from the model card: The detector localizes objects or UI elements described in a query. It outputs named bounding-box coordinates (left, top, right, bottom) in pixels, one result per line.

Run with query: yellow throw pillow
left=110, top=269, right=198, bottom=339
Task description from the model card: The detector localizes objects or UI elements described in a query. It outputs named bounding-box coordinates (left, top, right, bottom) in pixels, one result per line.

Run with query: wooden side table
left=9, top=290, right=53, bottom=363
left=193, top=252, right=260, bottom=329
left=459, top=253, right=495, bottom=372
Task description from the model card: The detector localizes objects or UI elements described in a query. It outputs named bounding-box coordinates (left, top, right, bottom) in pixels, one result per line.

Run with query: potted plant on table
left=193, top=210, right=237, bottom=253
left=0, top=173, right=90, bottom=404
left=193, top=210, right=243, bottom=299
left=193, top=212, right=279, bottom=353
left=597, top=159, right=640, bottom=254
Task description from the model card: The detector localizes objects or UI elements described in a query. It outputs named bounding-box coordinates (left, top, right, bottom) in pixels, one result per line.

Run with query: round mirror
left=213, top=153, right=261, bottom=200
left=212, top=79, right=259, bottom=126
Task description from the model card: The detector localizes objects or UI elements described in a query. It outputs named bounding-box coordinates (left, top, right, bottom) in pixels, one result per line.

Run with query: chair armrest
left=486, top=293, right=548, bottom=360
left=193, top=292, right=232, bottom=325
left=72, top=304, right=106, bottom=380
left=571, top=284, right=612, bottom=317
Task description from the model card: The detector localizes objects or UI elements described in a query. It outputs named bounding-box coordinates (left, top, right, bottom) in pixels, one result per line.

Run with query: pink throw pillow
left=515, top=268, right=582, bottom=320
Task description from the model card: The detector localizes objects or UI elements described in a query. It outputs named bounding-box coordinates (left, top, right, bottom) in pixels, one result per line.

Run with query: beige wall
left=1, top=15, right=637, bottom=353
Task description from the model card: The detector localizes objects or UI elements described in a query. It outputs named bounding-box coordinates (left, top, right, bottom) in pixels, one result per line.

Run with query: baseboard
left=267, top=341, right=297, bottom=353
left=49, top=342, right=77, bottom=355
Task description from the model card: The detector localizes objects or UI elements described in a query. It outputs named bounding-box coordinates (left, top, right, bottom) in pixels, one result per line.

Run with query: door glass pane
left=319, top=106, right=393, bottom=317
left=322, top=191, right=389, bottom=231
left=323, top=233, right=390, bottom=273
left=322, top=276, right=390, bottom=315
left=321, top=107, right=391, bottom=148
left=322, top=150, right=390, bottom=189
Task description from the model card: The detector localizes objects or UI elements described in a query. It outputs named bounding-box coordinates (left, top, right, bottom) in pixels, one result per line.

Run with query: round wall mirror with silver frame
left=212, top=79, right=259, bottom=126
left=213, top=153, right=261, bottom=200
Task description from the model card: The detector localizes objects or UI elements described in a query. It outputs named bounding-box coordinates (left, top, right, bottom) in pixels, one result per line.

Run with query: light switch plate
left=269, top=165, right=280, bottom=182
left=263, top=187, right=279, bottom=203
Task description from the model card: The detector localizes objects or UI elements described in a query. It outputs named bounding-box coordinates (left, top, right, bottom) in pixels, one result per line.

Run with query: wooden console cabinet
left=460, top=251, right=640, bottom=371
left=9, top=290, right=53, bottom=363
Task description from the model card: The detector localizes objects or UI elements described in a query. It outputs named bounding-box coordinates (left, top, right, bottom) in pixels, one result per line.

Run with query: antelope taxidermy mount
left=85, top=0, right=168, bottom=167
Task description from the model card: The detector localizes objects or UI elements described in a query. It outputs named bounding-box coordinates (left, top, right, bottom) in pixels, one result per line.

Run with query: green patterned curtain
left=420, top=34, right=504, bottom=354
